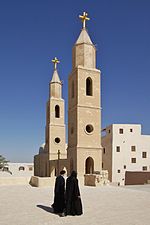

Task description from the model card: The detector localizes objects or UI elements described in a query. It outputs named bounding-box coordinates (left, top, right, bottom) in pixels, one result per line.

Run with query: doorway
left=85, top=157, right=94, bottom=174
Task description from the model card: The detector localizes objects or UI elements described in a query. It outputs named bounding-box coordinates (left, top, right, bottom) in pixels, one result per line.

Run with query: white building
left=102, top=124, right=150, bottom=185
left=1, top=163, right=34, bottom=177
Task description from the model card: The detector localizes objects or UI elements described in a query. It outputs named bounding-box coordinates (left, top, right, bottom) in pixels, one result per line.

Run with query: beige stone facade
left=34, top=16, right=102, bottom=178
left=34, top=66, right=67, bottom=177
left=68, top=30, right=102, bottom=175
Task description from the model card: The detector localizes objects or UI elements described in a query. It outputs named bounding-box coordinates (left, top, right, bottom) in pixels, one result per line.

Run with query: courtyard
left=0, top=184, right=150, bottom=225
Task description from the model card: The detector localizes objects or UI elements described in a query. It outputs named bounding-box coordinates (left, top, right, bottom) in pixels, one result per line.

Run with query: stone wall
left=84, top=170, right=109, bottom=186
left=125, top=171, right=150, bottom=185
left=30, top=176, right=55, bottom=187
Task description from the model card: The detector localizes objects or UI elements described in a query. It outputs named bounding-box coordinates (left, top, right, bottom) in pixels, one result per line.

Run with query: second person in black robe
left=65, top=170, right=83, bottom=216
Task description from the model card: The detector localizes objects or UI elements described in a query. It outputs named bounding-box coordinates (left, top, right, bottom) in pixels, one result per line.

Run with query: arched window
left=19, top=166, right=25, bottom=171
left=72, top=80, right=74, bottom=98
left=86, top=77, right=93, bottom=96
left=55, top=105, right=60, bottom=118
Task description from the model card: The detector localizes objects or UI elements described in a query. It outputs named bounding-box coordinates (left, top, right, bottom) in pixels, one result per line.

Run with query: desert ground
left=0, top=183, right=150, bottom=225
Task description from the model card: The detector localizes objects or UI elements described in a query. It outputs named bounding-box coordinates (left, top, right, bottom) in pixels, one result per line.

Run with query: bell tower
left=45, top=57, right=66, bottom=167
left=68, top=12, right=102, bottom=176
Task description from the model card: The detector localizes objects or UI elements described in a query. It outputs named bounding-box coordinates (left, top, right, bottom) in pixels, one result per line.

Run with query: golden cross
left=52, top=57, right=60, bottom=70
left=79, top=12, right=90, bottom=29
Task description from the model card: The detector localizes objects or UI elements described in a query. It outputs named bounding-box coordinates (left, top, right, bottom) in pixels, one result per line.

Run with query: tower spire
left=50, top=57, right=62, bottom=98
left=79, top=12, right=90, bottom=29
left=50, top=56, right=61, bottom=84
left=73, top=12, right=95, bottom=69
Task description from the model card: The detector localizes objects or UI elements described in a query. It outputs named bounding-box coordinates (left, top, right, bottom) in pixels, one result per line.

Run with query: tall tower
left=68, top=12, right=102, bottom=176
left=45, top=57, right=66, bottom=175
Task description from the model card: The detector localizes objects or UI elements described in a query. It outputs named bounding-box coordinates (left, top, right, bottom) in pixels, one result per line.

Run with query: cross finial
left=52, top=57, right=60, bottom=70
left=79, top=12, right=90, bottom=29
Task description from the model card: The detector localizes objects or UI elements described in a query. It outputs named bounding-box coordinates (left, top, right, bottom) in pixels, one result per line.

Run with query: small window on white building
left=131, top=146, right=136, bottom=152
left=19, top=166, right=25, bottom=171
left=142, top=166, right=147, bottom=171
left=117, top=169, right=120, bottom=173
left=29, top=167, right=33, bottom=171
left=124, top=165, right=126, bottom=169
left=103, top=148, right=105, bottom=154
left=116, top=146, right=120, bottom=152
left=131, top=158, right=136, bottom=163
left=119, top=129, right=123, bottom=134
left=142, top=152, right=147, bottom=158
left=3, top=167, right=9, bottom=171
left=130, top=128, right=133, bottom=132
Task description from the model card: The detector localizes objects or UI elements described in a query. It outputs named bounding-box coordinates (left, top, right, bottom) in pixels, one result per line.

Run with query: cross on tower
left=79, top=12, right=90, bottom=29
left=52, top=57, right=60, bottom=70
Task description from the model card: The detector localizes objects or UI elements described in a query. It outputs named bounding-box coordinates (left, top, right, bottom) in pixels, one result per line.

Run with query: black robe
left=52, top=175, right=65, bottom=213
left=65, top=176, right=83, bottom=216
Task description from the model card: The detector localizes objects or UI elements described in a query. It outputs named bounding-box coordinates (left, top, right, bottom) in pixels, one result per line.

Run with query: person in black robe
left=52, top=170, right=66, bottom=216
left=65, top=170, right=83, bottom=216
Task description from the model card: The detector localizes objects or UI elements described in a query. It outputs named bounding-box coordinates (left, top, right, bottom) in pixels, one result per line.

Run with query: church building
left=34, top=12, right=102, bottom=177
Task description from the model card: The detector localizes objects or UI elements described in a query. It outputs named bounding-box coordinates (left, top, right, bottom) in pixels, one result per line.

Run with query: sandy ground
left=0, top=184, right=150, bottom=225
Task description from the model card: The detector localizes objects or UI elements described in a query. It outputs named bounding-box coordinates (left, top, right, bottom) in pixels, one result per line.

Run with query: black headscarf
left=71, top=170, right=77, bottom=178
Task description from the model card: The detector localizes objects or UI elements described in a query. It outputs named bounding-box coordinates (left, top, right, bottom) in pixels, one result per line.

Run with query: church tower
left=68, top=12, right=102, bottom=176
left=45, top=57, right=66, bottom=175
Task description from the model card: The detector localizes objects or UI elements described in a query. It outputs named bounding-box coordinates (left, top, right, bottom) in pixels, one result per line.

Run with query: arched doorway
left=85, top=157, right=94, bottom=174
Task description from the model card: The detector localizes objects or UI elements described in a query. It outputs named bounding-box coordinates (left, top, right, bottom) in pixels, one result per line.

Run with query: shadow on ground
left=37, top=205, right=54, bottom=213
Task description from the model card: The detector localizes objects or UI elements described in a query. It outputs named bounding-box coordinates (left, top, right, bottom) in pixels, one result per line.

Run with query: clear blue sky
left=0, top=0, right=150, bottom=162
